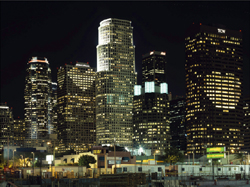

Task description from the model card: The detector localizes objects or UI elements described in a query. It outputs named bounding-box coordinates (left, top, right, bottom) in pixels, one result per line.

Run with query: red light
left=5, top=102, right=7, bottom=103
left=18, top=116, right=20, bottom=118
left=76, top=61, right=78, bottom=63
left=56, top=67, right=59, bottom=70
left=87, top=62, right=89, bottom=64
left=193, top=22, right=194, bottom=24
left=70, top=62, right=72, bottom=64
left=65, top=63, right=67, bottom=65
left=239, top=30, right=242, bottom=32
left=200, top=23, right=202, bottom=25
left=11, top=107, right=13, bottom=109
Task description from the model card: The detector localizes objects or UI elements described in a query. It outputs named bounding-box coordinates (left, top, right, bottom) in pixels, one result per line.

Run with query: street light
left=154, top=150, right=159, bottom=165
left=226, top=151, right=230, bottom=164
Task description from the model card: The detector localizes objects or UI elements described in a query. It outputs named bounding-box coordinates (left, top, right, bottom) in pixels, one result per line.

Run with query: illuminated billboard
left=207, top=147, right=226, bottom=153
left=207, top=153, right=225, bottom=159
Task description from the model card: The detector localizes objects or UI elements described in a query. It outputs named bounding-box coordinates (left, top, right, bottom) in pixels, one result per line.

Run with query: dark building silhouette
left=169, top=97, right=186, bottom=151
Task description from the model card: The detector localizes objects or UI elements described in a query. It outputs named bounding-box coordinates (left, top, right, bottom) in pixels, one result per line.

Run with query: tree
left=234, top=153, right=246, bottom=165
left=78, top=155, right=96, bottom=168
left=164, top=147, right=184, bottom=165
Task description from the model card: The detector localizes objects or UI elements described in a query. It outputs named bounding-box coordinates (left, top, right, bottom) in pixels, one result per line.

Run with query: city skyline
left=1, top=1, right=249, bottom=118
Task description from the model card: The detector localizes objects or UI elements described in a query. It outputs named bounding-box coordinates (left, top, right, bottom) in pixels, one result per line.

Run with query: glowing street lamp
left=154, top=150, right=159, bottom=165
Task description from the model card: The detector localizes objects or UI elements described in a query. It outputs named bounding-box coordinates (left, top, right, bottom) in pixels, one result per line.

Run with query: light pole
left=226, top=151, right=230, bottom=164
left=31, top=152, right=35, bottom=176
left=13, top=150, right=16, bottom=169
left=154, top=150, right=159, bottom=165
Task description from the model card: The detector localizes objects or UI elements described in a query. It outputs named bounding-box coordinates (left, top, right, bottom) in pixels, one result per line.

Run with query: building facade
left=169, top=97, right=186, bottom=151
left=51, top=82, right=58, bottom=136
left=133, top=51, right=170, bottom=154
left=133, top=84, right=170, bottom=154
left=24, top=57, right=53, bottom=147
left=0, top=103, right=14, bottom=149
left=243, top=97, right=250, bottom=152
left=13, top=118, right=25, bottom=146
left=185, top=24, right=244, bottom=154
left=142, top=51, right=167, bottom=86
left=96, top=18, right=136, bottom=147
left=57, top=62, right=96, bottom=152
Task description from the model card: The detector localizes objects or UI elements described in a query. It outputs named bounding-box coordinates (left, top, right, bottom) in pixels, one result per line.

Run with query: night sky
left=1, top=1, right=249, bottom=118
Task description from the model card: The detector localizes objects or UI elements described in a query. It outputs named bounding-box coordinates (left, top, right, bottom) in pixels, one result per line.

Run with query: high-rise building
left=24, top=57, right=52, bottom=144
left=133, top=83, right=170, bottom=154
left=243, top=97, right=250, bottom=152
left=51, top=82, right=58, bottom=136
left=0, top=103, right=14, bottom=149
left=142, top=51, right=167, bottom=86
left=13, top=118, right=25, bottom=146
left=57, top=62, right=96, bottom=152
left=169, top=97, right=186, bottom=151
left=133, top=51, right=170, bottom=154
left=96, top=18, right=136, bottom=147
left=185, top=24, right=244, bottom=154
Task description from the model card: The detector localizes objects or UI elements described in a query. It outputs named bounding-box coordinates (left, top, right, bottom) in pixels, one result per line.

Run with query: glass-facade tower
left=24, top=57, right=52, bottom=140
left=57, top=62, right=96, bottom=152
left=185, top=24, right=244, bottom=154
left=96, top=18, right=136, bottom=147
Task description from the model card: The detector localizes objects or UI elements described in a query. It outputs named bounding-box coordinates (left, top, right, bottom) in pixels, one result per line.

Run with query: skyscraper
left=133, top=51, right=170, bottom=154
left=243, top=97, right=250, bottom=152
left=185, top=24, right=244, bottom=154
left=142, top=51, right=167, bottom=86
left=0, top=103, right=14, bottom=149
left=13, top=118, right=25, bottom=146
left=57, top=62, right=96, bottom=152
left=169, top=97, right=186, bottom=151
left=24, top=57, right=52, bottom=145
left=96, top=18, right=136, bottom=147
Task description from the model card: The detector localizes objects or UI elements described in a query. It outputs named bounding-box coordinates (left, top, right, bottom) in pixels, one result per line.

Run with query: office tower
left=96, top=18, right=136, bottom=147
left=185, top=24, right=243, bottom=154
left=243, top=97, right=250, bottom=152
left=24, top=57, right=52, bottom=146
left=51, top=82, right=58, bottom=135
left=169, top=97, right=186, bottom=151
left=57, top=62, right=96, bottom=152
left=13, top=118, right=25, bottom=146
left=142, top=51, right=167, bottom=86
left=0, top=103, right=14, bottom=148
left=133, top=51, right=170, bottom=154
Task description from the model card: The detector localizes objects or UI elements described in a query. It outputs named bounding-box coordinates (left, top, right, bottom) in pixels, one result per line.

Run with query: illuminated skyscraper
left=57, top=62, right=96, bottom=152
left=96, top=18, right=136, bottom=147
left=142, top=51, right=167, bottom=86
left=185, top=24, right=244, bottom=154
left=133, top=51, right=170, bottom=154
left=0, top=103, right=14, bottom=149
left=24, top=57, right=52, bottom=143
left=243, top=97, right=250, bottom=152
left=13, top=118, right=25, bottom=146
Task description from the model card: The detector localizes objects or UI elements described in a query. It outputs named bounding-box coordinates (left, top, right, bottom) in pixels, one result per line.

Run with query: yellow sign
left=207, top=153, right=225, bottom=159
left=207, top=147, right=225, bottom=153
left=93, top=150, right=102, bottom=154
